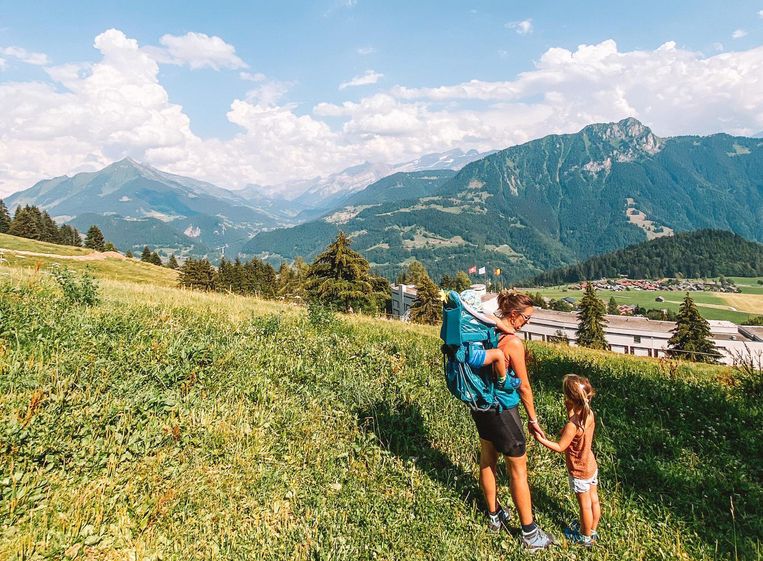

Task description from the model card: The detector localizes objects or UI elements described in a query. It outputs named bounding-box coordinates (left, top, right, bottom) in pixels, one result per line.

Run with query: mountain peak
left=583, top=117, right=662, bottom=158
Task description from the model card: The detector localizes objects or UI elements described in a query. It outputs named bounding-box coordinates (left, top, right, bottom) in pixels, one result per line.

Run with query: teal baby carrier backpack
left=440, top=290, right=518, bottom=411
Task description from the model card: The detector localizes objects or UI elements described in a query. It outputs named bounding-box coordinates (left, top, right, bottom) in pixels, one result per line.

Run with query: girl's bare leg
left=484, top=349, right=507, bottom=380
left=478, top=439, right=499, bottom=512
left=590, top=485, right=600, bottom=531
left=576, top=490, right=593, bottom=536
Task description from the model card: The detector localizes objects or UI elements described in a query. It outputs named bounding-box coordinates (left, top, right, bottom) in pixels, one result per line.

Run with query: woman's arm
left=535, top=421, right=578, bottom=453
left=505, top=336, right=545, bottom=438
left=489, top=314, right=515, bottom=335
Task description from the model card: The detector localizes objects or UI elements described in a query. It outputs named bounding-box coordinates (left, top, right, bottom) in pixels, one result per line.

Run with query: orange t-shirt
left=565, top=412, right=597, bottom=479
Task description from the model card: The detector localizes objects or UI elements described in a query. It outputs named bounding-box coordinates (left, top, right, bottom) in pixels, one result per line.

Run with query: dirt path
left=0, top=248, right=126, bottom=261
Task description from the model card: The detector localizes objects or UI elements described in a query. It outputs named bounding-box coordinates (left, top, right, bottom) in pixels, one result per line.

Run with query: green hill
left=245, top=118, right=763, bottom=282
left=527, top=229, right=763, bottom=285
left=0, top=263, right=760, bottom=558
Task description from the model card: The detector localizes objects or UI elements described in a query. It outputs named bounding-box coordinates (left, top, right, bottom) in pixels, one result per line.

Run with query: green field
left=0, top=233, right=178, bottom=287
left=1, top=256, right=761, bottom=559
left=526, top=285, right=763, bottom=322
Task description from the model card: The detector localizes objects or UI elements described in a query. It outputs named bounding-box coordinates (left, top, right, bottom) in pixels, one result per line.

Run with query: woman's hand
left=528, top=420, right=546, bottom=439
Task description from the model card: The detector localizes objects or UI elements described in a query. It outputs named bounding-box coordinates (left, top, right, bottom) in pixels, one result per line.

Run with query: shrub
left=50, top=266, right=99, bottom=306
left=308, top=301, right=337, bottom=329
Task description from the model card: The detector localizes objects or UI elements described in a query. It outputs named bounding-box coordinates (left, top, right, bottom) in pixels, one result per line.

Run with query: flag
left=494, top=268, right=501, bottom=276
left=478, top=267, right=486, bottom=275
left=468, top=266, right=477, bottom=274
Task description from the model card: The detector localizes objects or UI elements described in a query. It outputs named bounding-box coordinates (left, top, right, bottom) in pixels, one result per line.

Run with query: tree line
left=528, top=229, right=763, bottom=286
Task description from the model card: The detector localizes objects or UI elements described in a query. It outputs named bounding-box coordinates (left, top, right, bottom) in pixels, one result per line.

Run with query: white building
left=481, top=294, right=762, bottom=366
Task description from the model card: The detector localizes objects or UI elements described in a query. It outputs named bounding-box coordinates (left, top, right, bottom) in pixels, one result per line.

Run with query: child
left=460, top=289, right=517, bottom=387
left=533, top=374, right=600, bottom=546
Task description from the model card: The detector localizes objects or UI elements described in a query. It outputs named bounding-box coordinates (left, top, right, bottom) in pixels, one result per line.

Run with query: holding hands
left=528, top=419, right=546, bottom=439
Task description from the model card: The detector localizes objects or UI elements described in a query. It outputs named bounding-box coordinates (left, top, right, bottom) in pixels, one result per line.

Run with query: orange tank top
left=565, top=412, right=597, bottom=479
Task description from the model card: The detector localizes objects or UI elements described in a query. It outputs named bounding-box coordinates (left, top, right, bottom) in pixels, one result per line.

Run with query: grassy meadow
left=1, top=258, right=761, bottom=560
left=526, top=284, right=763, bottom=323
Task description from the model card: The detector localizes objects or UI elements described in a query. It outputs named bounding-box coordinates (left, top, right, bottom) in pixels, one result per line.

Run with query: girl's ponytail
left=563, top=374, right=596, bottom=428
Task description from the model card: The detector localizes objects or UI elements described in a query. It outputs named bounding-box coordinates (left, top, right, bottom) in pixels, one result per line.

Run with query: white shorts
left=569, top=469, right=598, bottom=494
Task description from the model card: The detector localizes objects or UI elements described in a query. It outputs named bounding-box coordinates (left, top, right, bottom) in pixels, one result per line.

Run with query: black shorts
left=470, top=406, right=526, bottom=457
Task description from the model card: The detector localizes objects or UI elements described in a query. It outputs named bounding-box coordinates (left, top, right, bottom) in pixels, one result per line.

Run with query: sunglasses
left=519, top=312, right=532, bottom=323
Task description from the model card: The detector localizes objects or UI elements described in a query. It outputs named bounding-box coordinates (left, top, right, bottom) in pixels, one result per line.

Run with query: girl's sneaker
left=563, top=526, right=593, bottom=547
left=569, top=520, right=599, bottom=541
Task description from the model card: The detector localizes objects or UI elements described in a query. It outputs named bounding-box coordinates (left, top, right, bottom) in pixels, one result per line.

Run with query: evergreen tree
left=216, top=257, right=235, bottom=291
left=397, top=260, right=428, bottom=286
left=305, top=231, right=387, bottom=313
left=453, top=271, right=472, bottom=292
left=125, top=250, right=134, bottom=258
left=607, top=296, right=619, bottom=315
left=409, top=274, right=442, bottom=325
left=8, top=206, right=41, bottom=239
left=149, top=251, right=162, bottom=266
left=58, top=224, right=82, bottom=246
left=40, top=211, right=61, bottom=243
left=167, top=254, right=179, bottom=269
left=104, top=241, right=117, bottom=252
left=667, top=293, right=722, bottom=363
left=178, top=258, right=216, bottom=291
left=84, top=225, right=105, bottom=251
left=278, top=257, right=308, bottom=302
left=576, top=282, right=608, bottom=349
left=0, top=199, right=10, bottom=233
left=141, top=246, right=152, bottom=262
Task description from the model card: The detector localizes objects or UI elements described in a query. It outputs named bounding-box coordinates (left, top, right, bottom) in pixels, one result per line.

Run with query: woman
left=471, top=290, right=556, bottom=551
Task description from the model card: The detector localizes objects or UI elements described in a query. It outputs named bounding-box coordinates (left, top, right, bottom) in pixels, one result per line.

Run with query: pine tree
left=125, top=250, right=134, bottom=258
left=40, top=211, right=61, bottom=244
left=397, top=260, right=428, bottom=286
left=0, top=199, right=10, bottom=233
left=278, top=257, right=308, bottom=302
left=149, top=251, right=162, bottom=266
left=8, top=206, right=42, bottom=240
left=59, top=224, right=82, bottom=246
left=576, top=282, right=608, bottom=349
left=178, top=258, right=216, bottom=291
left=104, top=241, right=117, bottom=252
left=141, top=246, right=152, bottom=262
left=607, top=296, right=619, bottom=315
left=305, top=231, right=387, bottom=313
left=667, top=293, right=722, bottom=363
left=409, top=274, right=442, bottom=325
left=453, top=271, right=472, bottom=292
left=167, top=254, right=179, bottom=269
left=84, top=225, right=105, bottom=251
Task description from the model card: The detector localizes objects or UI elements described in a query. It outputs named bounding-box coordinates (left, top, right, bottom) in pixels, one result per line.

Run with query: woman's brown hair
left=495, top=290, right=534, bottom=319
left=563, top=374, right=596, bottom=429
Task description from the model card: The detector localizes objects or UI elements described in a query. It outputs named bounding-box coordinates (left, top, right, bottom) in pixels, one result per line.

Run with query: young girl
left=534, top=374, right=600, bottom=546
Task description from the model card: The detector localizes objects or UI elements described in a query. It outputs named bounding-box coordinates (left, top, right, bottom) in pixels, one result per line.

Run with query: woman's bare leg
left=478, top=439, right=499, bottom=512
left=505, top=453, right=533, bottom=526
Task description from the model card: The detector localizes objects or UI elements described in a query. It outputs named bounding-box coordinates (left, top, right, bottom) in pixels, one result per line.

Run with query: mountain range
left=244, top=118, right=763, bottom=281
left=3, top=149, right=486, bottom=257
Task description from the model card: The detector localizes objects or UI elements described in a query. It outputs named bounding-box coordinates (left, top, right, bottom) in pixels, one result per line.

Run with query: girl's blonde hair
left=563, top=374, right=596, bottom=428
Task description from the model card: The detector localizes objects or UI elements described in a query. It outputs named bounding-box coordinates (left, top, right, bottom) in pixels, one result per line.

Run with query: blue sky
left=1, top=1, right=762, bottom=193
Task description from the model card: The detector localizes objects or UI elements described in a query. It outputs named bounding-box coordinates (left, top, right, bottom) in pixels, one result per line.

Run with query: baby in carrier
left=460, top=289, right=518, bottom=388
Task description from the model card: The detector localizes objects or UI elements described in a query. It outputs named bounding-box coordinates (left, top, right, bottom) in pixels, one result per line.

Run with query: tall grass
left=0, top=275, right=760, bottom=560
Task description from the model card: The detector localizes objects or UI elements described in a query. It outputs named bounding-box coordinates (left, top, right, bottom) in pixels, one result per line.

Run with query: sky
left=1, top=0, right=762, bottom=195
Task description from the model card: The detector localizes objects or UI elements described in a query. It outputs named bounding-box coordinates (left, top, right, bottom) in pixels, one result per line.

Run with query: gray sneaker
left=487, top=507, right=510, bottom=534
left=522, top=526, right=556, bottom=552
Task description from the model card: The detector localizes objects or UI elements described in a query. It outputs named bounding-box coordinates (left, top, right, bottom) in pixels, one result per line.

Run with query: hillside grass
left=0, top=233, right=177, bottom=287
left=0, top=274, right=760, bottom=560
left=531, top=286, right=762, bottom=322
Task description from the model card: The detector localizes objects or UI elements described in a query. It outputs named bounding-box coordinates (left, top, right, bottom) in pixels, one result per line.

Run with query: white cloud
left=2, top=32, right=763, bottom=197
left=0, top=46, right=50, bottom=65
left=240, top=71, right=266, bottom=82
left=758, top=9, right=763, bottom=18
left=732, top=29, right=748, bottom=39
left=339, top=70, right=383, bottom=90
left=146, top=32, right=247, bottom=70
left=357, top=46, right=377, bottom=55
left=0, top=58, right=6, bottom=71
left=506, top=19, right=533, bottom=35
left=712, top=42, right=724, bottom=52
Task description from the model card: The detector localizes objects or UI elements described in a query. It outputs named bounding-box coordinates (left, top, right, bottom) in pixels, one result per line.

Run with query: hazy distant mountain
left=244, top=118, right=763, bottom=281
left=237, top=148, right=490, bottom=213
left=5, top=158, right=279, bottom=257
